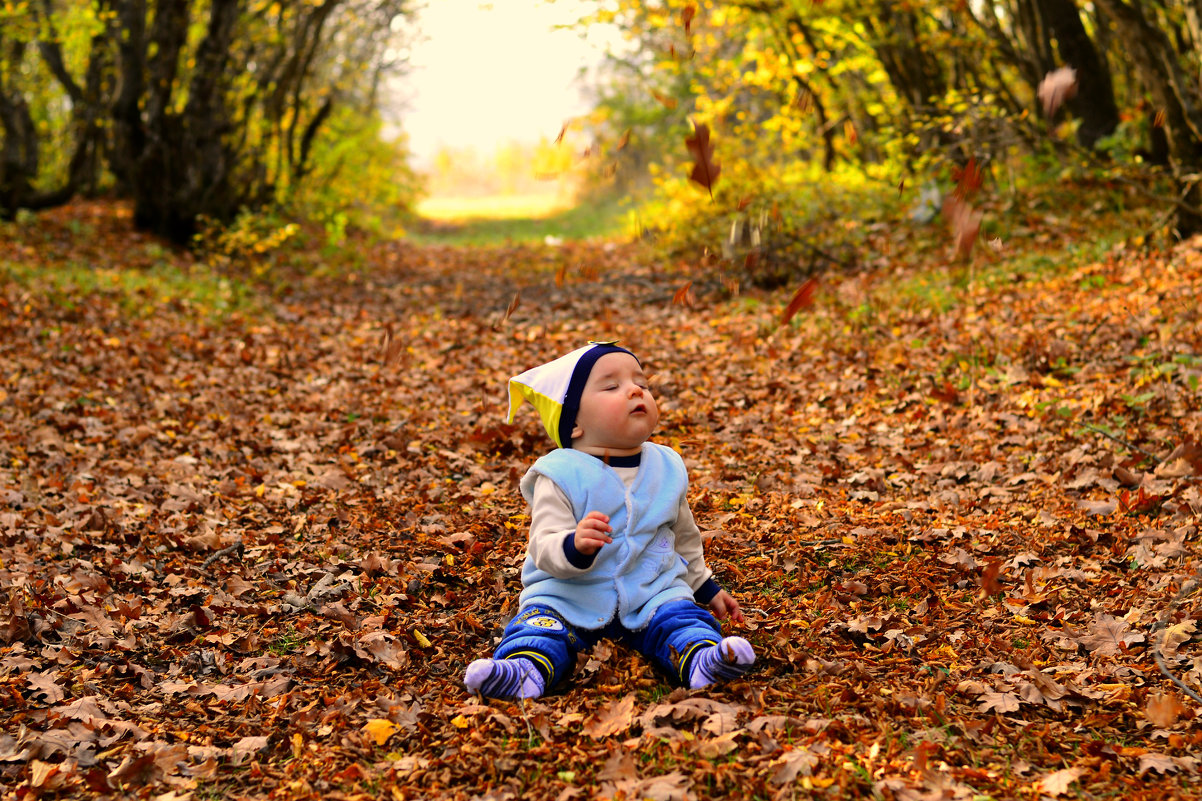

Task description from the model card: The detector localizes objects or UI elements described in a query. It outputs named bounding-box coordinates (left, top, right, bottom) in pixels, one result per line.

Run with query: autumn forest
left=3, top=1, right=1202, bottom=799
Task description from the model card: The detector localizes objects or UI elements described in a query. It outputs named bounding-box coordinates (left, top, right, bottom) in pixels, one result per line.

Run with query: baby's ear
left=570, top=424, right=584, bottom=441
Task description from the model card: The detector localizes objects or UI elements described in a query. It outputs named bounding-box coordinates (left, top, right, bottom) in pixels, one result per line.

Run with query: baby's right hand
left=574, top=511, right=613, bottom=555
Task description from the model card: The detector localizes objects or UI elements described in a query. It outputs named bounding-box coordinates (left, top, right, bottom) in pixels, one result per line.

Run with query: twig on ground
left=1152, top=573, right=1202, bottom=705
left=1076, top=421, right=1164, bottom=463
left=202, top=542, right=245, bottom=570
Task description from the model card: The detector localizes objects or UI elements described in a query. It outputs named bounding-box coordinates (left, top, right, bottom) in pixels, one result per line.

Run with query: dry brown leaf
left=1035, top=766, right=1084, bottom=796
left=685, top=122, right=721, bottom=198
left=584, top=693, right=638, bottom=738
left=1145, top=691, right=1183, bottom=728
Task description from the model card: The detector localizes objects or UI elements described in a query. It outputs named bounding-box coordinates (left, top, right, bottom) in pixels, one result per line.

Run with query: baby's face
left=570, top=352, right=659, bottom=455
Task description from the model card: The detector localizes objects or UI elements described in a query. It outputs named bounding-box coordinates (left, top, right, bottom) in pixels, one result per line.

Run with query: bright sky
left=395, top=0, right=607, bottom=167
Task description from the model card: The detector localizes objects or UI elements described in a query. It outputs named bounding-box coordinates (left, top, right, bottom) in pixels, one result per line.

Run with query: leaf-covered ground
left=3, top=201, right=1202, bottom=800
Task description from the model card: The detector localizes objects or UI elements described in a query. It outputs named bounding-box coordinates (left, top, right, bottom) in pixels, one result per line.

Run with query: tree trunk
left=1094, top=0, right=1202, bottom=237
left=1035, top=0, right=1119, bottom=147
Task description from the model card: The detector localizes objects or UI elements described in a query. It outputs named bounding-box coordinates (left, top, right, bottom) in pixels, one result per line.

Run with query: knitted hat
left=506, top=342, right=640, bottom=448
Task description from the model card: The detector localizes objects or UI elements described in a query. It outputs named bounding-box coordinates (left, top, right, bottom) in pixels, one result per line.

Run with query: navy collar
left=589, top=452, right=641, bottom=468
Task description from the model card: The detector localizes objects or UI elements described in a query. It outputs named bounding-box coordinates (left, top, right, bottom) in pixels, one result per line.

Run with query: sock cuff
left=505, top=651, right=555, bottom=685
left=677, top=639, right=719, bottom=684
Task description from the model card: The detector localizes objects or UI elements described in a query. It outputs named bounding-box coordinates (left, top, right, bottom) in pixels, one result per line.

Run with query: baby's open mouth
left=631, top=404, right=647, bottom=414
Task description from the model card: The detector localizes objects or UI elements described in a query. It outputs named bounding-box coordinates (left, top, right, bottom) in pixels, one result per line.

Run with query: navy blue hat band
left=557, top=344, right=639, bottom=448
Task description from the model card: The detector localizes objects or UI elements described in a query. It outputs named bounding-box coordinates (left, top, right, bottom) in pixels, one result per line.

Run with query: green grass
left=408, top=193, right=631, bottom=245
left=0, top=257, right=262, bottom=320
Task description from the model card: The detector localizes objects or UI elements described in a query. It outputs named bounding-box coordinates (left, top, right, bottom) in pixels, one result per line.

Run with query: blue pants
left=493, top=599, right=723, bottom=688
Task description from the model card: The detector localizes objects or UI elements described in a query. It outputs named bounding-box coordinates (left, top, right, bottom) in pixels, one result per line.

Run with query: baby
left=464, top=342, right=755, bottom=699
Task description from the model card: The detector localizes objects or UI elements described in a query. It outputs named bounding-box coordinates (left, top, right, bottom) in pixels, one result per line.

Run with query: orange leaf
left=616, top=129, right=631, bottom=151
left=780, top=277, right=818, bottom=326
left=682, top=4, right=696, bottom=35
left=944, top=196, right=983, bottom=260
left=583, top=693, right=637, bottom=738
left=503, top=291, right=521, bottom=324
left=555, top=123, right=568, bottom=144
left=685, top=121, right=721, bottom=198
left=952, top=156, right=984, bottom=200
left=652, top=91, right=678, bottom=110
left=672, top=281, right=694, bottom=308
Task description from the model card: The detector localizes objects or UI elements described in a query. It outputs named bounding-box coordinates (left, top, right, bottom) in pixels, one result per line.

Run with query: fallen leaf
left=1035, top=766, right=1084, bottom=796
left=584, top=693, right=638, bottom=738
left=770, top=748, right=818, bottom=785
left=363, top=718, right=399, bottom=746
left=1145, top=691, right=1183, bottom=728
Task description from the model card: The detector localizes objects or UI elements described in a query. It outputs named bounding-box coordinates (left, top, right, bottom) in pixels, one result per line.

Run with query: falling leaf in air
left=1037, top=67, right=1077, bottom=117
left=503, top=291, right=520, bottom=325
left=555, top=123, right=568, bottom=144
left=381, top=323, right=405, bottom=367
left=944, top=196, right=983, bottom=261
left=685, top=122, right=721, bottom=198
left=780, top=277, right=818, bottom=327
left=672, top=281, right=695, bottom=308
left=794, top=85, right=814, bottom=113
left=952, top=156, right=984, bottom=200
left=682, top=3, right=696, bottom=35
left=616, top=129, right=631, bottom=151
left=652, top=91, right=678, bottom=110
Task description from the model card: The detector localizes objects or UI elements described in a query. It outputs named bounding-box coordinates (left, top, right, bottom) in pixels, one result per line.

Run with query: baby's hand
left=574, top=511, right=613, bottom=555
left=709, top=590, right=746, bottom=626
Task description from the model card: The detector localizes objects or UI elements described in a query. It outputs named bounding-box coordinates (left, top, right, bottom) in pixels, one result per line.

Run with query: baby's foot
left=464, top=657, right=546, bottom=699
left=688, top=637, right=755, bottom=689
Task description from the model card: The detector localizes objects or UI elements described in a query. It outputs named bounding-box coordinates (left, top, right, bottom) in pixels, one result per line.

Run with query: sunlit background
left=394, top=0, right=613, bottom=219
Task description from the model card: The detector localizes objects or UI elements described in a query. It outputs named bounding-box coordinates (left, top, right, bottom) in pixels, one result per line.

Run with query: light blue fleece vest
left=518, top=443, right=693, bottom=630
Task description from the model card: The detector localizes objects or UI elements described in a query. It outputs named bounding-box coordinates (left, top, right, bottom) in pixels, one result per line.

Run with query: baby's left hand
left=709, top=590, right=746, bottom=626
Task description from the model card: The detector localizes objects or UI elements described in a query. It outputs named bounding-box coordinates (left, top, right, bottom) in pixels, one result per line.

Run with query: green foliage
left=0, top=255, right=259, bottom=320
left=577, top=0, right=1180, bottom=281
left=193, top=211, right=304, bottom=277
left=281, top=108, right=420, bottom=240
left=639, top=159, right=904, bottom=288
left=1, top=0, right=420, bottom=242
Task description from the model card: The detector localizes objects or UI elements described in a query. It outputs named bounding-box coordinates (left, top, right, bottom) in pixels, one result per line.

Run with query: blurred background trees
left=1, top=0, right=417, bottom=242
left=573, top=0, right=1202, bottom=282
left=8, top=0, right=1202, bottom=256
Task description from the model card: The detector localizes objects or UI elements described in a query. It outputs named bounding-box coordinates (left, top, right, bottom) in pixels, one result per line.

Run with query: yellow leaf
left=451, top=714, right=469, bottom=729
left=363, top=718, right=399, bottom=746
left=291, top=732, right=303, bottom=759
left=413, top=629, right=432, bottom=648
